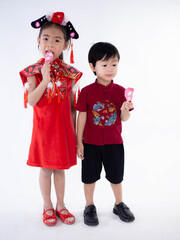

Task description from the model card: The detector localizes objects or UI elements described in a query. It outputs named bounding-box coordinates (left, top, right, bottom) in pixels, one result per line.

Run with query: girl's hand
left=77, top=143, right=84, bottom=160
left=41, top=63, right=51, bottom=85
left=121, top=101, right=133, bottom=111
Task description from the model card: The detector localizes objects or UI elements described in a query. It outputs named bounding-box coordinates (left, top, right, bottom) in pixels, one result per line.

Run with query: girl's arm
left=70, top=80, right=76, bottom=131
left=77, top=111, right=87, bottom=160
left=120, top=101, right=134, bottom=122
left=27, top=63, right=51, bottom=106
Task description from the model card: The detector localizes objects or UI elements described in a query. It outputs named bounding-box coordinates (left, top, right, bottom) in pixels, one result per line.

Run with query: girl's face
left=37, top=25, right=69, bottom=61
left=90, top=56, right=119, bottom=86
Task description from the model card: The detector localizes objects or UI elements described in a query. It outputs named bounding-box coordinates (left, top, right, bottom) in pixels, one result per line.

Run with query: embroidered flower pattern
left=21, top=58, right=82, bottom=103
left=92, top=100, right=117, bottom=126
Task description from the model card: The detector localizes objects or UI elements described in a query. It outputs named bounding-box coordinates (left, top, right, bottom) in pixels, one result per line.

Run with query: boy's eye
left=55, top=39, right=60, bottom=42
left=43, top=37, right=48, bottom=41
left=102, top=65, right=107, bottom=67
left=113, top=64, right=117, bottom=66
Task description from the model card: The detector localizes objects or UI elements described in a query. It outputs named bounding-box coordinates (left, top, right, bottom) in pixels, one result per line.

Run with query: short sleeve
left=76, top=88, right=87, bottom=112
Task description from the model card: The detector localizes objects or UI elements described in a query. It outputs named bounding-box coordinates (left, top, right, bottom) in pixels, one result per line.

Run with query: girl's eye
left=43, top=38, right=48, bottom=41
left=55, top=39, right=60, bottom=43
left=113, top=64, right=117, bottom=67
left=102, top=65, right=107, bottom=67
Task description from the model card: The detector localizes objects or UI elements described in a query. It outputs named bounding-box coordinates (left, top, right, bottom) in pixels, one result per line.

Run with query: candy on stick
left=125, top=88, right=134, bottom=102
left=45, top=51, right=54, bottom=63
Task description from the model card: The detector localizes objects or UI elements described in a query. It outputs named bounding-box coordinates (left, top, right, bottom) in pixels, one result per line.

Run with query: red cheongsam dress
left=20, top=58, right=82, bottom=169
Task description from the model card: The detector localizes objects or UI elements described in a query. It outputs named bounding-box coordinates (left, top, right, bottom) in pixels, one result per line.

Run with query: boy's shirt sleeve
left=76, top=88, right=87, bottom=112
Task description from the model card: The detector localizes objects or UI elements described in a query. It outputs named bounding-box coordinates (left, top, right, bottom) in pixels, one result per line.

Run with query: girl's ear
left=89, top=63, right=95, bottom=72
left=63, top=41, right=69, bottom=51
left=37, top=37, right=40, bottom=47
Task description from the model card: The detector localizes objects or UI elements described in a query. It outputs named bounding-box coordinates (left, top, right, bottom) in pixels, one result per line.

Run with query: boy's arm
left=120, top=101, right=134, bottom=122
left=77, top=111, right=87, bottom=160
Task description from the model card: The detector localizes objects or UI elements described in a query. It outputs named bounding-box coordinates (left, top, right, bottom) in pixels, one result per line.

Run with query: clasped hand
left=41, top=63, right=51, bottom=85
left=121, top=101, right=133, bottom=111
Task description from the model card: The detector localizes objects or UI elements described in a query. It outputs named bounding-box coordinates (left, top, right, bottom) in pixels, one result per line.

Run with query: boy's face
left=90, top=56, right=119, bottom=85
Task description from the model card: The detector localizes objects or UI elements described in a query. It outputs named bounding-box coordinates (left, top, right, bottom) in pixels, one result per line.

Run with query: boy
left=76, top=42, right=135, bottom=226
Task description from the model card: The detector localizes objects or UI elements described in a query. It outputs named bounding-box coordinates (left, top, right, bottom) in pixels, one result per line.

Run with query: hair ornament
left=46, top=11, right=54, bottom=21
left=31, top=12, right=79, bottom=63
left=31, top=12, right=79, bottom=39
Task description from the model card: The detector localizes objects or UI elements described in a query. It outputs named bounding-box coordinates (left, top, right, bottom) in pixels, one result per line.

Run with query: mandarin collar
left=95, top=79, right=113, bottom=90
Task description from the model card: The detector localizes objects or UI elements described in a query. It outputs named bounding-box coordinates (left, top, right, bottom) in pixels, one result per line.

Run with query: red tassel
left=74, top=92, right=77, bottom=107
left=48, top=89, right=52, bottom=103
left=70, top=39, right=74, bottom=64
left=24, top=89, right=28, bottom=108
left=57, top=91, right=61, bottom=103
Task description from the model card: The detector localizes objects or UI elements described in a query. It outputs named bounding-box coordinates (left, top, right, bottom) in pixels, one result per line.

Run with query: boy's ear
left=89, top=63, right=95, bottom=72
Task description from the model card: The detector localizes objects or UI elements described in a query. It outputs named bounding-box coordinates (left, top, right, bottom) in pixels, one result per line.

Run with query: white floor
left=1, top=204, right=179, bottom=240
left=1, top=157, right=180, bottom=240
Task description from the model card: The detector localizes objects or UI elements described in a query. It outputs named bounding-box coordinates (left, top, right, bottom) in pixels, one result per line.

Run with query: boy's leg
left=110, top=182, right=122, bottom=205
left=111, top=182, right=135, bottom=222
left=103, top=144, right=135, bottom=222
left=83, top=182, right=99, bottom=226
left=84, top=182, right=96, bottom=207
left=82, top=144, right=101, bottom=226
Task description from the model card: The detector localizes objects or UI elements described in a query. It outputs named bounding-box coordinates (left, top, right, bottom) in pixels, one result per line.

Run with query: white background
left=0, top=0, right=180, bottom=239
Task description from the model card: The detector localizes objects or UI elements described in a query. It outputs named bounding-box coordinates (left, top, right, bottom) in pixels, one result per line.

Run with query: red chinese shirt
left=76, top=80, right=129, bottom=146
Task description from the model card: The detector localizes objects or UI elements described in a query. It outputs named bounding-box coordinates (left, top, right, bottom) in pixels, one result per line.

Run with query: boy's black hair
left=88, top=42, right=120, bottom=67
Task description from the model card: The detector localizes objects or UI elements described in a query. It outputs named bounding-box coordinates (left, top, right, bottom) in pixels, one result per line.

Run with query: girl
left=20, top=12, right=82, bottom=226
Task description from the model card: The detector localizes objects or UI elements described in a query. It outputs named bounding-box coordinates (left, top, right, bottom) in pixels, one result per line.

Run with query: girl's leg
left=110, top=182, right=122, bottom=205
left=53, top=170, right=65, bottom=211
left=54, top=170, right=75, bottom=223
left=84, top=183, right=96, bottom=207
left=39, top=168, right=54, bottom=216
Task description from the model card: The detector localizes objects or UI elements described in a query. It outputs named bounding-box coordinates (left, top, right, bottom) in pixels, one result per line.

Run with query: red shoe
left=56, top=208, right=75, bottom=224
left=43, top=209, right=57, bottom=226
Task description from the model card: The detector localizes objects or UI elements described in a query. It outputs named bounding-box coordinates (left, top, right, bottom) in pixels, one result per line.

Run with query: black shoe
left=113, top=202, right=135, bottom=222
left=83, top=205, right=99, bottom=226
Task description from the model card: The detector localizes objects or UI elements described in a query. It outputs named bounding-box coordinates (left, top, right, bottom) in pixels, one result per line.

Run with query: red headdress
left=31, top=11, right=79, bottom=63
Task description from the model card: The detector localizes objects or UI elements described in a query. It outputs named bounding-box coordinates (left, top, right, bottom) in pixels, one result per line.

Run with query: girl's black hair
left=38, top=22, right=70, bottom=60
left=88, top=42, right=120, bottom=67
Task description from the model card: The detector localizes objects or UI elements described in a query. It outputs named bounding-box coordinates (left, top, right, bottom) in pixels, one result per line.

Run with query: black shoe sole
left=113, top=208, right=135, bottom=222
left=84, top=219, right=99, bottom=226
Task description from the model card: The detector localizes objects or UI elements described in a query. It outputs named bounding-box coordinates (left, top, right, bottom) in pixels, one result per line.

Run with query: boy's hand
left=121, top=101, right=133, bottom=111
left=77, top=143, right=84, bottom=160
